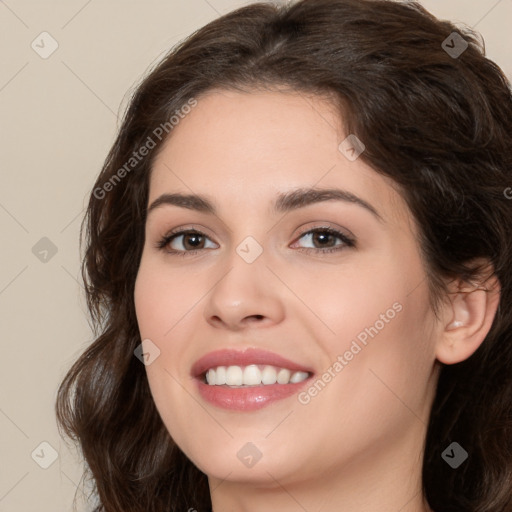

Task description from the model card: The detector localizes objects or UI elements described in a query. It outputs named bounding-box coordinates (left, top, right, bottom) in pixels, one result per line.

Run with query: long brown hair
left=56, top=1, right=512, bottom=510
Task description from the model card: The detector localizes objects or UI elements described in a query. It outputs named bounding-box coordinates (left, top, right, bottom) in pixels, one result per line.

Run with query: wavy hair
left=55, top=1, right=512, bottom=510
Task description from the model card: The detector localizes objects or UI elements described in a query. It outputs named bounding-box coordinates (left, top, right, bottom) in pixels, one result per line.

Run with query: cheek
left=133, top=258, right=201, bottom=447
left=295, top=248, right=435, bottom=393
left=134, top=255, right=204, bottom=340
left=278, top=252, right=413, bottom=348
left=325, top=278, right=435, bottom=425
left=294, top=285, right=435, bottom=462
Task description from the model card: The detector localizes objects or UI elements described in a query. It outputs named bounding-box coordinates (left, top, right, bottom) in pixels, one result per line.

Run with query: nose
left=203, top=253, right=285, bottom=331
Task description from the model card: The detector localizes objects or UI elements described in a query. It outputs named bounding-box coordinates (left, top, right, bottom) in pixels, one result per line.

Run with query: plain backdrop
left=1, top=1, right=511, bottom=510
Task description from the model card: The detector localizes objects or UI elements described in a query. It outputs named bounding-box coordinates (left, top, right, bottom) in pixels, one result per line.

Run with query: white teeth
left=243, top=365, right=261, bottom=386
left=204, top=364, right=310, bottom=386
left=277, top=368, right=291, bottom=384
left=290, top=371, right=309, bottom=383
left=206, top=368, right=215, bottom=385
left=215, top=366, right=226, bottom=385
left=225, top=365, right=243, bottom=386
left=261, top=365, right=277, bottom=385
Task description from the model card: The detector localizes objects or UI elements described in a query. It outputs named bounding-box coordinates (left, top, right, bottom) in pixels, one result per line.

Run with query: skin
left=134, top=88, right=500, bottom=512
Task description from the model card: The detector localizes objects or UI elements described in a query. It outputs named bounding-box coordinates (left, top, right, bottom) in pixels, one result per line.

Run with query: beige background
left=1, top=1, right=511, bottom=510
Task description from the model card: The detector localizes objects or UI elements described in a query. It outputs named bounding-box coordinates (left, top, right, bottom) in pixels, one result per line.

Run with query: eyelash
left=155, top=226, right=355, bottom=257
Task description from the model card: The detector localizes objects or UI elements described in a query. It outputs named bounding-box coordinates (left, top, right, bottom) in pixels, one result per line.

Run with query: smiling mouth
left=202, top=364, right=312, bottom=386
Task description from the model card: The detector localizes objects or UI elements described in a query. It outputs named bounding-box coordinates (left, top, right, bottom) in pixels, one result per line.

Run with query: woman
left=55, top=1, right=512, bottom=511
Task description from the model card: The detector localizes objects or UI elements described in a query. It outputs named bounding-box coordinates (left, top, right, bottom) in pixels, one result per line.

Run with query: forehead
left=149, top=89, right=410, bottom=226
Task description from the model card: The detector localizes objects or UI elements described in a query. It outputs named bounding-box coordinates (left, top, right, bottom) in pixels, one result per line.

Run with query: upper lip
left=191, top=347, right=314, bottom=378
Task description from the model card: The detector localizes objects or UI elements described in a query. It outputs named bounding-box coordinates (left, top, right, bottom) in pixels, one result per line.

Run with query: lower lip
left=196, top=378, right=312, bottom=411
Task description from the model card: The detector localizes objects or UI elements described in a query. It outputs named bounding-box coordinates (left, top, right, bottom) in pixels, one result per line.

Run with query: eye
left=291, top=226, right=355, bottom=254
left=156, top=229, right=217, bottom=255
left=155, top=226, right=355, bottom=256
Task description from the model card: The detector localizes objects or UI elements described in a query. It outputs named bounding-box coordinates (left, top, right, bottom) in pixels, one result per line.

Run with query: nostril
left=245, top=314, right=265, bottom=323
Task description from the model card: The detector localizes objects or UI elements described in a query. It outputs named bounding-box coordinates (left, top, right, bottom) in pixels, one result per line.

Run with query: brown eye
left=157, top=230, right=217, bottom=253
left=293, top=227, right=355, bottom=253
left=178, top=232, right=206, bottom=250
left=310, top=231, right=338, bottom=248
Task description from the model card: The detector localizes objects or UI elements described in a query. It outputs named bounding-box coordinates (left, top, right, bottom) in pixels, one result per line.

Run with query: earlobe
left=436, top=275, right=500, bottom=365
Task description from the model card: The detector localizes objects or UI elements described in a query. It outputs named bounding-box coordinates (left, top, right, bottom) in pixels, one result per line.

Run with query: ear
left=435, top=262, right=501, bottom=365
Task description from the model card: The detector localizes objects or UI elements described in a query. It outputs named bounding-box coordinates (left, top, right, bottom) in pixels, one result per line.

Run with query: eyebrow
left=147, top=187, right=383, bottom=222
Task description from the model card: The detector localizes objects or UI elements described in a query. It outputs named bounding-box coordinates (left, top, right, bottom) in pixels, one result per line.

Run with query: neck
left=208, top=421, right=434, bottom=512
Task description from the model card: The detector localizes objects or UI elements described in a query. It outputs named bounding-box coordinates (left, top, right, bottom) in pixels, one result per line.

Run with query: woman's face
left=134, top=89, right=440, bottom=491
